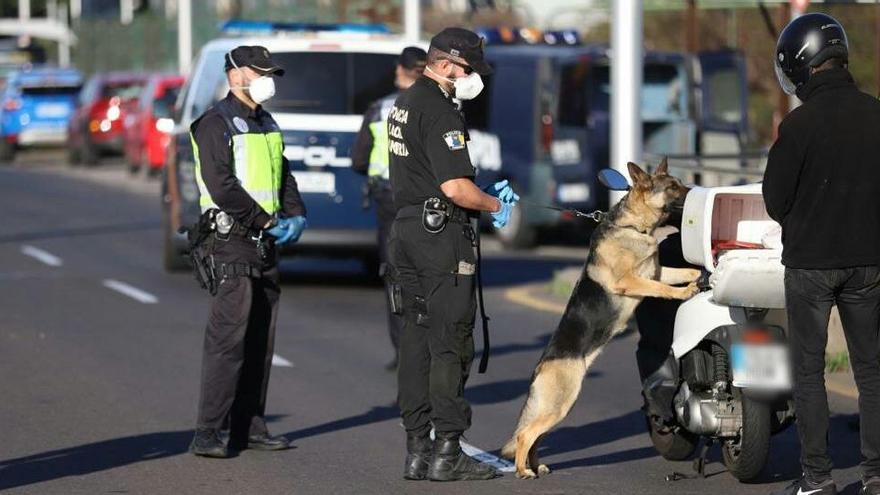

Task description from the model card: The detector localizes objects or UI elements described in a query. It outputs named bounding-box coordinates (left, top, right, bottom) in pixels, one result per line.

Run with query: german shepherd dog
left=500, top=159, right=699, bottom=479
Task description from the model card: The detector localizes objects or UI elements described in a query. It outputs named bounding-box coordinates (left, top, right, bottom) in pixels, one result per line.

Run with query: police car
left=462, top=28, right=749, bottom=248
left=162, top=21, right=426, bottom=271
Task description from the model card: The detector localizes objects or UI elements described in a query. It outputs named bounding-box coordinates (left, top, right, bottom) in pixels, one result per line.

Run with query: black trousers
left=785, top=266, right=880, bottom=482
left=372, top=181, right=404, bottom=354
left=196, top=234, right=280, bottom=440
left=388, top=216, right=477, bottom=436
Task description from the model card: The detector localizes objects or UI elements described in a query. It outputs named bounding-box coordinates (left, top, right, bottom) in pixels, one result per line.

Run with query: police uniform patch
left=443, top=130, right=466, bottom=151
left=233, top=116, right=249, bottom=133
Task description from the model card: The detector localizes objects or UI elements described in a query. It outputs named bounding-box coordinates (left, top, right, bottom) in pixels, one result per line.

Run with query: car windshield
left=154, top=86, right=180, bottom=119
left=102, top=81, right=145, bottom=100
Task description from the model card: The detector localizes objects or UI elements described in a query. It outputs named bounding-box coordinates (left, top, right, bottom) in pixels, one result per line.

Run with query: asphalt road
left=0, top=153, right=867, bottom=495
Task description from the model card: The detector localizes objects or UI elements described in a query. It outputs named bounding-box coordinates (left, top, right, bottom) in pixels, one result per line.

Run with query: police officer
left=387, top=27, right=518, bottom=482
left=766, top=14, right=880, bottom=495
left=352, top=46, right=427, bottom=371
left=188, top=45, right=307, bottom=458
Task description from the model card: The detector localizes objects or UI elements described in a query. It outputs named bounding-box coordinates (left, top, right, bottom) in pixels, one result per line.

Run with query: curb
left=502, top=280, right=860, bottom=400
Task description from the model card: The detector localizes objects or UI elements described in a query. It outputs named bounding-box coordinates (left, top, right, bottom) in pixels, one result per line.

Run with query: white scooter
left=600, top=170, right=795, bottom=482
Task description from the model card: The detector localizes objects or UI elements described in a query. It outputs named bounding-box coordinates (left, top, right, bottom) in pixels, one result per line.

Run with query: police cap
left=225, top=45, right=285, bottom=77
left=429, top=27, right=492, bottom=76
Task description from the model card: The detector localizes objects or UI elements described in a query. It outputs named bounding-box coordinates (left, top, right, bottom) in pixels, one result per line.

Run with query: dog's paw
left=537, top=464, right=551, bottom=476
left=678, top=281, right=699, bottom=299
left=516, top=468, right=537, bottom=480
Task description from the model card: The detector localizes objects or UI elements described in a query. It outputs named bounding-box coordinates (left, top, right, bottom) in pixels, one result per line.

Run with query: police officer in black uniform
left=352, top=46, right=427, bottom=371
left=387, top=27, right=519, bottom=482
left=767, top=14, right=880, bottom=495
left=188, top=46, right=307, bottom=458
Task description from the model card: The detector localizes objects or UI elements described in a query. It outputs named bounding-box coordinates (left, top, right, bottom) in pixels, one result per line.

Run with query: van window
left=21, top=85, right=81, bottom=96
left=586, top=63, right=685, bottom=122
left=265, top=52, right=397, bottom=115
left=705, top=68, right=742, bottom=125
left=558, top=60, right=589, bottom=127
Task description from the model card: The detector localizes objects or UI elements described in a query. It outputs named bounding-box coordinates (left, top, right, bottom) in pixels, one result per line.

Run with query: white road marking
left=102, top=279, right=158, bottom=304
left=20, top=245, right=63, bottom=267
left=272, top=354, right=294, bottom=367
left=428, top=428, right=515, bottom=473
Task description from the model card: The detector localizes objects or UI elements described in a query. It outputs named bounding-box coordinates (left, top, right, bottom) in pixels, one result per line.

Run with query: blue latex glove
left=266, top=221, right=288, bottom=240
left=483, top=179, right=519, bottom=204
left=285, top=216, right=307, bottom=243
left=491, top=201, right=514, bottom=229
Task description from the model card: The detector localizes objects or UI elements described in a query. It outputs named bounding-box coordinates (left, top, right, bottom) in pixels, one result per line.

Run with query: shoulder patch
left=443, top=130, right=466, bottom=151
left=232, top=116, right=249, bottom=133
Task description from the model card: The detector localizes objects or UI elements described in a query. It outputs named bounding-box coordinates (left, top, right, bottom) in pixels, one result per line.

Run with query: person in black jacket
left=351, top=46, right=426, bottom=371
left=765, top=14, right=880, bottom=495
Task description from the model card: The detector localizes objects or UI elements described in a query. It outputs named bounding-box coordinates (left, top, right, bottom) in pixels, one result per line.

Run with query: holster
left=380, top=263, right=403, bottom=316
left=180, top=210, right=219, bottom=296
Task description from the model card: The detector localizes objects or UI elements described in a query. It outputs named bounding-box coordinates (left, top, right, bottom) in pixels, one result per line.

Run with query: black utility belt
left=396, top=198, right=469, bottom=233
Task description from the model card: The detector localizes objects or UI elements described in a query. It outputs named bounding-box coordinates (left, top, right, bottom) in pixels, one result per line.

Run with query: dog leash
left=521, top=200, right=606, bottom=223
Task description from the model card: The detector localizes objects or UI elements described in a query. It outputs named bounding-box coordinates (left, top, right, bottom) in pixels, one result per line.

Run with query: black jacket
left=192, top=93, right=305, bottom=231
left=763, top=68, right=880, bottom=269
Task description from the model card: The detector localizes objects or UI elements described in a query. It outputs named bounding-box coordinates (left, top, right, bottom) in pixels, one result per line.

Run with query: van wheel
left=0, top=139, right=15, bottom=163
left=163, top=204, right=189, bottom=272
left=722, top=396, right=771, bottom=481
left=81, top=138, right=98, bottom=165
left=495, top=200, right=537, bottom=249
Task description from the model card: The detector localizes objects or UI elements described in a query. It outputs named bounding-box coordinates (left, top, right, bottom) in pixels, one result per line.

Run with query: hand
left=265, top=217, right=305, bottom=246
left=483, top=179, right=519, bottom=204
left=490, top=200, right=514, bottom=229
left=285, top=216, right=307, bottom=244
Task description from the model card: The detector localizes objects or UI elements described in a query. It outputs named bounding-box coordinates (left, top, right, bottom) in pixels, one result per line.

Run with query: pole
left=404, top=0, right=420, bottom=42
left=121, top=0, right=134, bottom=25
left=684, top=0, right=698, bottom=54
left=58, top=3, right=70, bottom=67
left=17, top=0, right=30, bottom=48
left=178, top=0, right=192, bottom=75
left=611, top=0, right=643, bottom=204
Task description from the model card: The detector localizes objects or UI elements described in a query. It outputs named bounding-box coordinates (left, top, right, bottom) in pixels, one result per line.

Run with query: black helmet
left=775, top=12, right=848, bottom=95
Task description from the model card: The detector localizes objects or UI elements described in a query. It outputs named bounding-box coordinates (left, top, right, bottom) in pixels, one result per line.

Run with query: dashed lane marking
left=102, top=279, right=159, bottom=304
left=20, top=245, right=63, bottom=267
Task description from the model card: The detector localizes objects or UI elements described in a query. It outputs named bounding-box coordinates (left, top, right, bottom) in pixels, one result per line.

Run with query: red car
left=124, top=74, right=184, bottom=176
left=67, top=72, right=147, bottom=164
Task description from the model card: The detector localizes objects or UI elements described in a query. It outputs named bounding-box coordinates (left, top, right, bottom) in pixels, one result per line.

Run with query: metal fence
left=645, top=151, right=768, bottom=187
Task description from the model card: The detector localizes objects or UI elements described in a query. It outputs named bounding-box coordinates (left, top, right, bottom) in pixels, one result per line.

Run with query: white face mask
left=427, top=66, right=484, bottom=101
left=229, top=52, right=276, bottom=104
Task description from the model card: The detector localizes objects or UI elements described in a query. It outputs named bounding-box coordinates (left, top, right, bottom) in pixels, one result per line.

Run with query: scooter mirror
left=598, top=169, right=631, bottom=191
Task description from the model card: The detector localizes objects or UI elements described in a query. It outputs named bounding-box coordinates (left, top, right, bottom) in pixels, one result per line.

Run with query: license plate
left=291, top=171, right=335, bottom=194
left=35, top=103, right=69, bottom=119
left=731, top=343, right=791, bottom=390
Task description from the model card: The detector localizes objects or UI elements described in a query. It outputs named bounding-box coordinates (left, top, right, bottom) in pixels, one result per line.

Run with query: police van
left=462, top=28, right=749, bottom=248
left=162, top=21, right=426, bottom=271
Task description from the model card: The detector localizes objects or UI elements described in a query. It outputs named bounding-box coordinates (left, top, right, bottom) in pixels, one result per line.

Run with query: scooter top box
left=680, top=183, right=786, bottom=309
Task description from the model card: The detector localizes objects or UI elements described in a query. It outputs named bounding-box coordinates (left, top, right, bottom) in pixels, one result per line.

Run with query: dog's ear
left=655, top=157, right=668, bottom=176
left=627, top=162, right=650, bottom=186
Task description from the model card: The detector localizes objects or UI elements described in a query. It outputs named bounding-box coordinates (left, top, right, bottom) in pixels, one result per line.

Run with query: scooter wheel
left=645, top=415, right=698, bottom=461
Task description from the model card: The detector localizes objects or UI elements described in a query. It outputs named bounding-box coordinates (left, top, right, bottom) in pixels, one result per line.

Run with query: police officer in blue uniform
left=386, top=28, right=518, bottom=481
left=352, top=46, right=427, bottom=370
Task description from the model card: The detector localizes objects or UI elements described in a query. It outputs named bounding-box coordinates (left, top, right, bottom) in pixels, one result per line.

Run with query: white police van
left=162, top=21, right=426, bottom=272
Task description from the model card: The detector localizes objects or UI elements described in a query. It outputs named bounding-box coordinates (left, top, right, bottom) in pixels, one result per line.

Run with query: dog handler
left=386, top=27, right=517, bottom=481
left=188, top=46, right=307, bottom=458
left=765, top=14, right=880, bottom=495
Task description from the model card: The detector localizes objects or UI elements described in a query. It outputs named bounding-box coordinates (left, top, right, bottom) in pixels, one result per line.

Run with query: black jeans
left=388, top=216, right=477, bottom=436
left=196, top=235, right=280, bottom=440
left=785, top=266, right=880, bottom=482
left=372, top=182, right=404, bottom=354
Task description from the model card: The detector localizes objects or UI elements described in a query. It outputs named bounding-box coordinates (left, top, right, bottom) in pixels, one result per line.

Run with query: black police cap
left=429, top=27, right=492, bottom=76
left=399, top=46, right=427, bottom=71
left=225, top=45, right=285, bottom=77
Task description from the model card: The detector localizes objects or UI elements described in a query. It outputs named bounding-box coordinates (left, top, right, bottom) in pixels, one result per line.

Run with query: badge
left=233, top=116, right=249, bottom=133
left=443, top=130, right=466, bottom=151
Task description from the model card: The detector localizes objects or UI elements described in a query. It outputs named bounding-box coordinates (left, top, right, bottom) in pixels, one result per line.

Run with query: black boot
left=189, top=428, right=228, bottom=458
left=403, top=432, right=432, bottom=480
left=427, top=433, right=500, bottom=482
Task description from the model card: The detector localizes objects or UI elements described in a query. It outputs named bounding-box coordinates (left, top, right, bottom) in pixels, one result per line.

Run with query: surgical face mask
left=228, top=53, right=276, bottom=104
left=427, top=66, right=484, bottom=101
